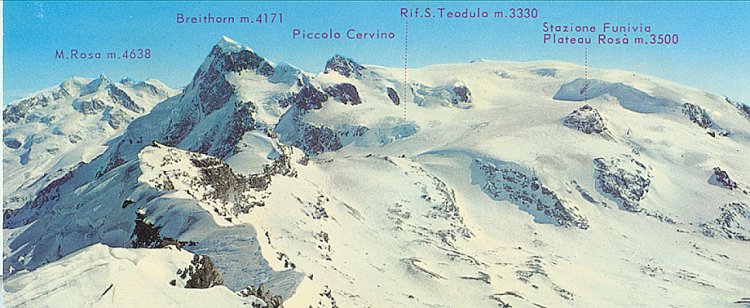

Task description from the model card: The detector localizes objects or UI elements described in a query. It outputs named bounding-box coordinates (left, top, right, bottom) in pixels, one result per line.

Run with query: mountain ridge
left=3, top=36, right=750, bottom=307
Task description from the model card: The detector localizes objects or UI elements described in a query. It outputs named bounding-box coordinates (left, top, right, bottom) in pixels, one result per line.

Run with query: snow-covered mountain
left=2, top=76, right=178, bottom=211
left=3, top=36, right=750, bottom=307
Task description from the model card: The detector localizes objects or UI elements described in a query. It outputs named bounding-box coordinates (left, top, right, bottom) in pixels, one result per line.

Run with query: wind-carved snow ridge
left=554, top=78, right=677, bottom=113
left=471, top=158, right=589, bottom=229
left=3, top=244, right=260, bottom=307
left=593, top=157, right=652, bottom=212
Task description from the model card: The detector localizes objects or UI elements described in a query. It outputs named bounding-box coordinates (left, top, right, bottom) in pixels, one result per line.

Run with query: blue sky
left=4, top=1, right=749, bottom=104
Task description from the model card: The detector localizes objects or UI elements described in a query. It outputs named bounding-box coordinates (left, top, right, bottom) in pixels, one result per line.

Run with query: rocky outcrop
left=700, top=202, right=750, bottom=242
left=325, top=83, right=362, bottom=105
left=451, top=83, right=472, bottom=105
left=131, top=209, right=163, bottom=248
left=195, top=57, right=235, bottom=116
left=515, top=256, right=574, bottom=300
left=4, top=138, right=22, bottom=149
left=682, top=102, right=713, bottom=129
left=4, top=96, right=55, bottom=123
left=708, top=167, right=748, bottom=193
left=212, top=101, right=257, bottom=158
left=531, top=68, right=557, bottom=77
left=73, top=98, right=107, bottom=115
left=593, top=157, right=651, bottom=212
left=562, top=105, right=608, bottom=134
left=725, top=97, right=750, bottom=121
left=220, top=48, right=274, bottom=76
left=681, top=102, right=729, bottom=137
left=324, top=55, right=364, bottom=78
left=295, top=124, right=343, bottom=155
left=279, top=84, right=329, bottom=111
left=238, top=284, right=284, bottom=308
left=471, top=159, right=589, bottom=229
left=143, top=145, right=297, bottom=217
left=181, top=255, right=225, bottom=288
left=387, top=87, right=400, bottom=105
left=413, top=81, right=472, bottom=108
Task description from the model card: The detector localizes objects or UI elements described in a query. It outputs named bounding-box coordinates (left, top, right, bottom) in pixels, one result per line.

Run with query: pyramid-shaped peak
left=214, top=36, right=253, bottom=54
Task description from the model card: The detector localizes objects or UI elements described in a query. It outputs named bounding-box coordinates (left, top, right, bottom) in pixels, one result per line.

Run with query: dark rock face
left=220, top=49, right=274, bottom=76
left=472, top=159, right=589, bottom=229
left=295, top=124, right=343, bottom=155
left=451, top=84, right=472, bottom=105
left=196, top=65, right=235, bottom=116
left=324, top=55, right=364, bottom=78
left=183, top=255, right=224, bottom=288
left=682, top=102, right=713, bottom=129
left=593, top=158, right=651, bottom=212
left=163, top=144, right=296, bottom=216
left=279, top=84, right=329, bottom=111
left=109, top=84, right=143, bottom=113
left=725, top=97, right=750, bottom=121
left=73, top=98, right=107, bottom=115
left=238, top=284, right=284, bottom=307
left=131, top=210, right=163, bottom=248
left=682, top=102, right=730, bottom=137
left=387, top=87, right=400, bottom=105
left=210, top=101, right=257, bottom=158
left=412, top=82, right=472, bottom=108
left=701, top=202, right=750, bottom=242
left=325, top=83, right=362, bottom=105
left=190, top=154, right=261, bottom=215
left=4, top=169, right=75, bottom=229
left=4, top=96, right=52, bottom=123
left=4, top=138, right=22, bottom=149
left=165, top=45, right=273, bottom=146
left=294, top=85, right=329, bottom=111
left=532, top=68, right=558, bottom=77
left=708, top=167, right=747, bottom=193
left=562, top=105, right=607, bottom=134
left=3, top=84, right=73, bottom=123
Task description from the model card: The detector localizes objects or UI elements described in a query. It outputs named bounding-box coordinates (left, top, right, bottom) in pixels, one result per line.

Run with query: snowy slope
left=2, top=76, right=178, bottom=210
left=4, top=243, right=264, bottom=307
left=4, top=37, right=750, bottom=307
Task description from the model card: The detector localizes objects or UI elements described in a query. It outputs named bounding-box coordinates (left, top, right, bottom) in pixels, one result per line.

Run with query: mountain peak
left=80, top=74, right=111, bottom=95
left=60, top=76, right=92, bottom=86
left=214, top=36, right=252, bottom=54
left=324, top=55, right=364, bottom=78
